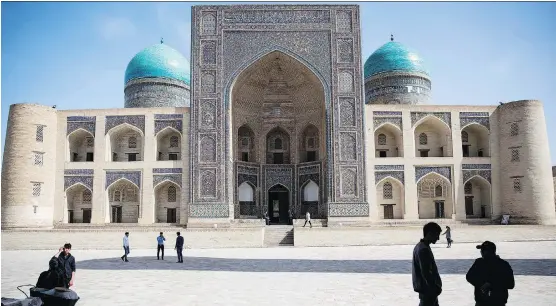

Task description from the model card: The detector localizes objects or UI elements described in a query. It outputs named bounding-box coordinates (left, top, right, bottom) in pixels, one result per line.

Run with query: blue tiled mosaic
left=105, top=115, right=145, bottom=134
left=64, top=169, right=94, bottom=175
left=375, top=171, right=405, bottom=185
left=67, top=116, right=96, bottom=122
left=105, top=171, right=142, bottom=189
left=153, top=168, right=183, bottom=174
left=64, top=176, right=93, bottom=191
left=67, top=116, right=96, bottom=136
left=125, top=43, right=191, bottom=85
left=364, top=41, right=428, bottom=79
left=462, top=164, right=491, bottom=170
left=154, top=114, right=183, bottom=120
left=153, top=174, right=182, bottom=188
left=373, top=111, right=402, bottom=117
left=463, top=170, right=491, bottom=184
left=415, top=166, right=452, bottom=183
left=374, top=165, right=404, bottom=171
left=460, top=117, right=490, bottom=130
left=460, top=112, right=489, bottom=117
left=154, top=119, right=183, bottom=134
left=411, top=112, right=452, bottom=128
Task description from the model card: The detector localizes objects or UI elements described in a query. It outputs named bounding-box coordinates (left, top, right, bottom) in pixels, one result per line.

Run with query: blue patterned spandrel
left=364, top=41, right=428, bottom=79
left=125, top=43, right=191, bottom=85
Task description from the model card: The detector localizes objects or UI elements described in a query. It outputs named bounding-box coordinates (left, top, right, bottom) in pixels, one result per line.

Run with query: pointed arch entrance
left=268, top=184, right=290, bottom=224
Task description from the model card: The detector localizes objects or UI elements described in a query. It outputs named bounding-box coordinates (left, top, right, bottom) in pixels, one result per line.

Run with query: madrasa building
left=2, top=4, right=556, bottom=230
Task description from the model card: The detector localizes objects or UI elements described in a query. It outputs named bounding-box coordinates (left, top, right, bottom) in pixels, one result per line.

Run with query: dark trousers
left=176, top=247, right=183, bottom=262
left=122, top=246, right=130, bottom=261
left=157, top=244, right=165, bottom=260
left=476, top=303, right=505, bottom=306
left=419, top=294, right=439, bottom=306
left=303, top=220, right=312, bottom=227
left=447, top=238, right=452, bottom=247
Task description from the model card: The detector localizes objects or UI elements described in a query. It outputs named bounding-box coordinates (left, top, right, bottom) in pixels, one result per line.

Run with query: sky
left=2, top=1, right=556, bottom=165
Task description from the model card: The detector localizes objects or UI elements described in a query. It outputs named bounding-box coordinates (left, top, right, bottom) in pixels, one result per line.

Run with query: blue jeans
left=122, top=246, right=130, bottom=261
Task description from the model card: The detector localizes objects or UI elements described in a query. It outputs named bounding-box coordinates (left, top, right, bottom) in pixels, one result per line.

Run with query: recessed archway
left=105, top=123, right=144, bottom=162
left=463, top=176, right=492, bottom=218
left=301, top=180, right=319, bottom=218
left=237, top=125, right=256, bottom=162
left=376, top=177, right=405, bottom=219
left=461, top=124, right=490, bottom=157
left=156, top=127, right=182, bottom=161
left=106, top=178, right=140, bottom=223
left=154, top=180, right=181, bottom=223
left=374, top=123, right=403, bottom=158
left=238, top=181, right=257, bottom=217
left=267, top=184, right=290, bottom=225
left=65, top=184, right=92, bottom=223
left=417, top=173, right=453, bottom=219
left=67, top=129, right=95, bottom=162
left=414, top=116, right=452, bottom=157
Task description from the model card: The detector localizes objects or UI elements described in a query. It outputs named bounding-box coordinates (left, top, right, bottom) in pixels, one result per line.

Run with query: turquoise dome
left=364, top=41, right=428, bottom=79
left=125, top=43, right=190, bottom=85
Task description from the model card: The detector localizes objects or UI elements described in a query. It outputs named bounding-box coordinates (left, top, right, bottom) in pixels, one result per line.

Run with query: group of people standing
left=121, top=231, right=185, bottom=263
left=412, top=222, right=515, bottom=306
left=36, top=243, right=76, bottom=290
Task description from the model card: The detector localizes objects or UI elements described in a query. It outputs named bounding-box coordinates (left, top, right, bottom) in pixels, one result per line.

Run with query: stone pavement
left=2, top=241, right=555, bottom=306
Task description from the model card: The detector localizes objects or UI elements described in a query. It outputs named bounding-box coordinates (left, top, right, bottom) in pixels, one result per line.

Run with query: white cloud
left=99, top=17, right=137, bottom=40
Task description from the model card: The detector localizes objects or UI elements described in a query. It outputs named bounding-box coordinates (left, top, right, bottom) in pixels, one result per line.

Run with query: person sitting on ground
left=36, top=257, right=65, bottom=289
left=466, top=241, right=515, bottom=306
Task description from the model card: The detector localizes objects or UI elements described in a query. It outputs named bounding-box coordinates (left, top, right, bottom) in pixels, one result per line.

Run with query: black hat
left=476, top=241, right=496, bottom=252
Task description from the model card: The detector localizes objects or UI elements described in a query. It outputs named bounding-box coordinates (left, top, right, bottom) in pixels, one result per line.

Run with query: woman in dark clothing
left=36, top=258, right=65, bottom=289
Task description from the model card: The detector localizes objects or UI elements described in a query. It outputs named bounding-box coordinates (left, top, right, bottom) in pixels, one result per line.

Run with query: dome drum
left=124, top=78, right=190, bottom=108
left=365, top=72, right=431, bottom=105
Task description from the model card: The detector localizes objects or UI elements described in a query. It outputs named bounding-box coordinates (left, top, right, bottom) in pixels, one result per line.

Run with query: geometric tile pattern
left=154, top=114, right=183, bottom=135
left=462, top=164, right=491, bottom=170
left=105, top=171, right=142, bottom=189
left=372, top=111, right=403, bottom=130
left=459, top=112, right=490, bottom=130
left=328, top=203, right=369, bottom=217
left=411, top=112, right=451, bottom=128
left=189, top=204, right=229, bottom=218
left=415, top=166, right=451, bottom=183
left=105, top=115, right=145, bottom=134
left=66, top=116, right=96, bottom=136
left=463, top=169, right=491, bottom=184
left=64, top=169, right=94, bottom=191
left=153, top=174, right=182, bottom=188
left=153, top=168, right=182, bottom=174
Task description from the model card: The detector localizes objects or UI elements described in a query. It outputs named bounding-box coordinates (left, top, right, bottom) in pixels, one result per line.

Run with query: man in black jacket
left=175, top=232, right=184, bottom=263
left=412, top=222, right=443, bottom=306
left=53, top=243, right=76, bottom=288
left=466, top=241, right=515, bottom=306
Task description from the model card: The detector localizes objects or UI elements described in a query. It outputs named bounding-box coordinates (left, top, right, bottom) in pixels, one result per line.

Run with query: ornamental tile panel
left=105, top=171, right=141, bottom=189
left=154, top=114, right=184, bottom=120
left=154, top=119, right=183, bottom=134
left=105, top=115, right=145, bottom=134
left=64, top=176, right=94, bottom=191
left=374, top=165, right=404, bottom=171
left=67, top=116, right=96, bottom=122
left=64, top=169, right=94, bottom=175
left=373, top=111, right=402, bottom=117
left=222, top=9, right=331, bottom=24
left=460, top=112, right=489, bottom=117
left=329, top=203, right=369, bottom=217
left=415, top=166, right=451, bottom=183
left=153, top=174, right=182, bottom=188
left=153, top=168, right=183, bottom=174
left=67, top=121, right=96, bottom=136
left=411, top=112, right=452, bottom=128
left=462, top=164, right=491, bottom=170
left=373, top=117, right=402, bottom=131
left=189, top=204, right=229, bottom=218
left=375, top=171, right=405, bottom=185
left=463, top=170, right=492, bottom=184
left=460, top=117, right=490, bottom=130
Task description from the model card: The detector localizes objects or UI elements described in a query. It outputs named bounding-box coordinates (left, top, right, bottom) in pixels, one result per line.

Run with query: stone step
left=264, top=226, right=294, bottom=247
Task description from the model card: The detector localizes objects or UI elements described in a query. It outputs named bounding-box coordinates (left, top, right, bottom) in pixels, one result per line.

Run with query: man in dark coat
left=53, top=243, right=76, bottom=288
left=175, top=232, right=184, bottom=263
left=466, top=241, right=515, bottom=306
left=412, top=222, right=443, bottom=306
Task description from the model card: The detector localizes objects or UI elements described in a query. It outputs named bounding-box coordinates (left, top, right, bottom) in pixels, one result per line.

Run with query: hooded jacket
left=412, top=239, right=442, bottom=298
left=466, top=255, right=515, bottom=304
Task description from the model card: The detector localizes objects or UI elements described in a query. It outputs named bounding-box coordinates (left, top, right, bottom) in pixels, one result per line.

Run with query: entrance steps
left=264, top=225, right=294, bottom=247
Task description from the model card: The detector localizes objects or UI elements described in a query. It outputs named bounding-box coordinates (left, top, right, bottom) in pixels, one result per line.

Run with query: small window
left=435, top=185, right=443, bottom=197
left=420, top=150, right=429, bottom=157
left=306, top=137, right=316, bottom=149
left=377, top=134, right=387, bottom=145
left=273, top=152, right=284, bottom=164
left=34, top=205, right=38, bottom=214
left=82, top=190, right=92, bottom=202
left=274, top=138, right=283, bottom=150
left=511, top=149, right=520, bottom=162
left=510, top=123, right=519, bottom=136
left=419, top=133, right=428, bottom=145
left=86, top=137, right=94, bottom=147
left=379, top=150, right=387, bottom=158
left=241, top=152, right=249, bottom=162
left=169, top=153, right=178, bottom=160
left=36, top=125, right=44, bottom=142
left=513, top=178, right=521, bottom=193
left=128, top=136, right=137, bottom=148
left=383, top=182, right=393, bottom=199
left=32, top=182, right=42, bottom=197
left=128, top=153, right=138, bottom=162
left=113, top=190, right=121, bottom=201
left=168, top=186, right=177, bottom=202
left=307, top=151, right=316, bottom=162
left=86, top=152, right=94, bottom=161
left=240, top=137, right=250, bottom=149
left=169, top=136, right=179, bottom=148
left=464, top=182, right=473, bottom=194
left=33, top=152, right=44, bottom=166
left=461, top=131, right=469, bottom=143
left=478, top=149, right=484, bottom=157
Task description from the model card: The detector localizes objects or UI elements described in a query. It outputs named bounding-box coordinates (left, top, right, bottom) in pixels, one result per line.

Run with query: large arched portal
left=417, top=173, right=453, bottom=219
left=65, top=184, right=92, bottom=223
left=230, top=51, right=327, bottom=223
left=106, top=179, right=140, bottom=223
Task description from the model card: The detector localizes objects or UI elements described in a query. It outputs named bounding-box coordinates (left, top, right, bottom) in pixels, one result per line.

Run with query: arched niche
left=463, top=176, right=492, bottom=218
left=417, top=173, right=453, bottom=219
left=105, top=124, right=144, bottom=162
left=374, top=123, right=403, bottom=158
left=237, top=125, right=256, bottom=162
left=414, top=116, right=452, bottom=157
left=156, top=127, right=182, bottom=161
left=238, top=182, right=257, bottom=217
left=266, top=127, right=291, bottom=164
left=65, top=184, right=92, bottom=223
left=299, top=124, right=320, bottom=163
left=461, top=124, right=490, bottom=157
left=68, top=129, right=95, bottom=162
left=106, top=179, right=140, bottom=223
left=376, top=178, right=405, bottom=219
left=154, top=180, right=180, bottom=223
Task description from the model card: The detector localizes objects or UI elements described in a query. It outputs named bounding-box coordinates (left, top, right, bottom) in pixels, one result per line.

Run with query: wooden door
left=383, top=205, right=394, bottom=219
left=82, top=209, right=91, bottom=223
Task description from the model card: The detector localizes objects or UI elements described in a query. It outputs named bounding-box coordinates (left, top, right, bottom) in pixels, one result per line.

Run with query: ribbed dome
left=364, top=41, right=428, bottom=79
left=125, top=43, right=190, bottom=85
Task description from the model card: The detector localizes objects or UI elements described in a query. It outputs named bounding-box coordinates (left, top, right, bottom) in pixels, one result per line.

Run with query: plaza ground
left=2, top=241, right=556, bottom=306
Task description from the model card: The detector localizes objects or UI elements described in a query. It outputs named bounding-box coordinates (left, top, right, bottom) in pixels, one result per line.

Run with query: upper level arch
left=461, top=123, right=490, bottom=157
left=67, top=128, right=95, bottom=162
left=105, top=123, right=144, bottom=162
left=413, top=115, right=453, bottom=157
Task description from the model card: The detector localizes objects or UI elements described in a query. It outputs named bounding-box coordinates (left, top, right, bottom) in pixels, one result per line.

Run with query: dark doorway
left=82, top=209, right=92, bottom=223
left=419, top=150, right=429, bottom=157
left=481, top=206, right=486, bottom=218
left=383, top=205, right=394, bottom=219
left=111, top=206, right=122, bottom=223
left=169, top=153, right=178, bottom=160
left=268, top=185, right=289, bottom=224
left=434, top=201, right=445, bottom=218
left=167, top=208, right=177, bottom=223
left=128, top=153, right=137, bottom=161
left=86, top=152, right=94, bottom=162
left=378, top=150, right=387, bottom=158
left=465, top=196, right=474, bottom=215
left=68, top=210, right=74, bottom=223
left=462, top=145, right=470, bottom=157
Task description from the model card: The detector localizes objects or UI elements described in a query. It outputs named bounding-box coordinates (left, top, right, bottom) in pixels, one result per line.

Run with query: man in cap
left=466, top=241, right=515, bottom=306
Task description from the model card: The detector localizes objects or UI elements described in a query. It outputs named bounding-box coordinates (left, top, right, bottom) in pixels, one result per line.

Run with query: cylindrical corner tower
left=1, top=103, right=58, bottom=228
left=124, top=42, right=191, bottom=108
left=496, top=100, right=556, bottom=224
left=363, top=38, right=431, bottom=105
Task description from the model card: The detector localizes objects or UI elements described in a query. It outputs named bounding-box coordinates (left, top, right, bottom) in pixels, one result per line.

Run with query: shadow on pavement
left=77, top=256, right=556, bottom=276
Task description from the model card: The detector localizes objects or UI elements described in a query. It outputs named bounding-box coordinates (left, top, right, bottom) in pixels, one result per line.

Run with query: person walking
left=157, top=232, right=166, bottom=260
left=303, top=211, right=312, bottom=228
left=121, top=232, right=130, bottom=262
left=442, top=226, right=453, bottom=248
left=412, top=222, right=443, bottom=306
left=175, top=232, right=184, bottom=263
left=466, top=241, right=515, bottom=306
left=52, top=243, right=76, bottom=288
